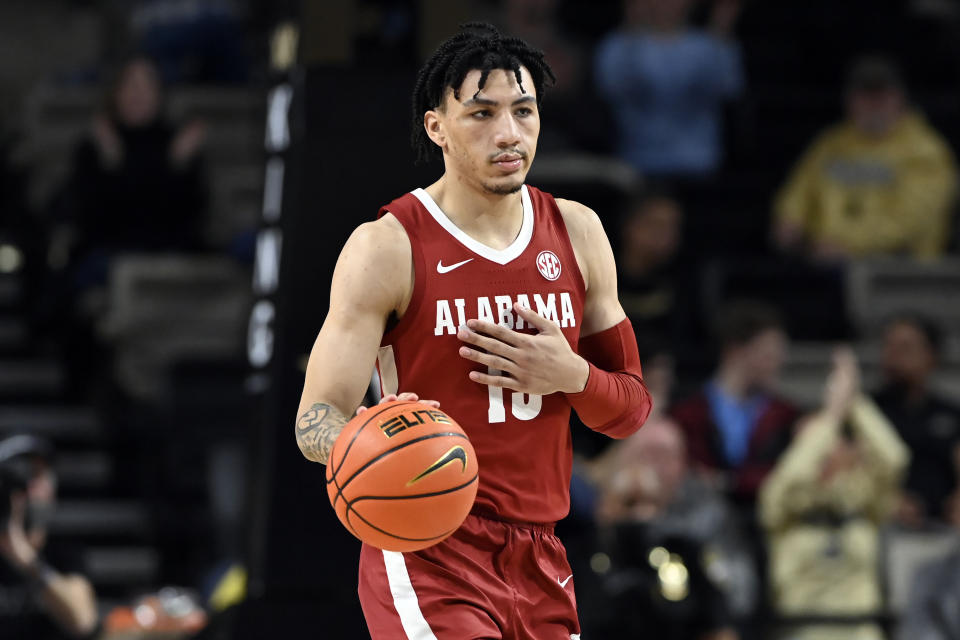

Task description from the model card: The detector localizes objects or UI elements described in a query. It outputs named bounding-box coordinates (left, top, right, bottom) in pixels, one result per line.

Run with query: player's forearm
left=569, top=364, right=652, bottom=438
left=569, top=318, right=653, bottom=438
left=295, top=402, right=350, bottom=464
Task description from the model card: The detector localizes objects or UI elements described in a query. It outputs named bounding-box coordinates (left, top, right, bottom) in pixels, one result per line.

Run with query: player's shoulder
left=553, top=197, right=600, bottom=220
left=347, top=214, right=408, bottom=251
left=340, top=214, right=411, bottom=273
left=332, top=214, right=412, bottom=311
left=553, top=197, right=607, bottom=244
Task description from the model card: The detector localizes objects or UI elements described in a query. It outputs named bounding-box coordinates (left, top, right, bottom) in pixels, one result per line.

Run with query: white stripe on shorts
left=382, top=550, right=438, bottom=640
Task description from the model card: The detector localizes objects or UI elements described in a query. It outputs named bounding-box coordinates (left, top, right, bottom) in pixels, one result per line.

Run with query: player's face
left=431, top=67, right=540, bottom=196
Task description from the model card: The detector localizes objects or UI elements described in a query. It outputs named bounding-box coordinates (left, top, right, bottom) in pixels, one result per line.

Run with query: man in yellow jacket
left=773, top=56, right=957, bottom=260
left=759, top=348, right=909, bottom=640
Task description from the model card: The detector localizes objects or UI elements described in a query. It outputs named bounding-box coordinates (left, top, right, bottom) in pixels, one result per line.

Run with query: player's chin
left=482, top=175, right=526, bottom=196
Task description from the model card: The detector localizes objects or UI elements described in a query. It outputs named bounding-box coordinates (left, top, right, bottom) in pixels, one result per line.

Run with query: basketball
left=325, top=400, right=479, bottom=552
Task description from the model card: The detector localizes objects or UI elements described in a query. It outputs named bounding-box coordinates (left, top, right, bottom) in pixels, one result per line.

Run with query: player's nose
left=493, top=111, right=521, bottom=147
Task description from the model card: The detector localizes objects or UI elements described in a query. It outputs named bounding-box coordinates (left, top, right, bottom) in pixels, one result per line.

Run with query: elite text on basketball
left=380, top=409, right=453, bottom=438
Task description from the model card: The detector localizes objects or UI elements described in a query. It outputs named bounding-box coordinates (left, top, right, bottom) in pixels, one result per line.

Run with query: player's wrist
left=563, top=356, right=590, bottom=394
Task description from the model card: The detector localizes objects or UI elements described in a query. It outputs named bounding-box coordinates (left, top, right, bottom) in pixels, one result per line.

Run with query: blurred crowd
left=569, top=302, right=960, bottom=640
left=0, top=1, right=260, bottom=638
left=1, top=0, right=960, bottom=639
left=527, top=1, right=960, bottom=639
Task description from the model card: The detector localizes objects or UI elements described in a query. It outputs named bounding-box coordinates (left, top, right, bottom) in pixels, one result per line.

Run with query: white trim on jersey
left=411, top=185, right=534, bottom=265
left=382, top=550, right=438, bottom=640
left=377, top=345, right=399, bottom=396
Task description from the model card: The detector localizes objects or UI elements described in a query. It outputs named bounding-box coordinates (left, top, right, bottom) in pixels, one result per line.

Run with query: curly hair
left=410, top=22, right=556, bottom=163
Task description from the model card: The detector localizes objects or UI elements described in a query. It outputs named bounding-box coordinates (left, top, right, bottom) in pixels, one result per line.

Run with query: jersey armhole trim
left=381, top=209, right=425, bottom=346
left=538, top=188, right=587, bottom=300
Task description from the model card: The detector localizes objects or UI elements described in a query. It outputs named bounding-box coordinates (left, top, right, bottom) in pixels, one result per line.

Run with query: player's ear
left=424, top=109, right=446, bottom=151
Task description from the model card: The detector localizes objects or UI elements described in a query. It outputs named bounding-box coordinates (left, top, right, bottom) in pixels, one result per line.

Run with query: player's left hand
left=457, top=303, right=589, bottom=395
left=355, top=392, right=440, bottom=416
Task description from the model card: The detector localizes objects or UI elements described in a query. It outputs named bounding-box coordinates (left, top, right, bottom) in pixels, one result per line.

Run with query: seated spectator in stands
left=595, top=0, right=744, bottom=176
left=897, top=489, right=960, bottom=640
left=670, top=300, right=800, bottom=505
left=760, top=348, right=909, bottom=640
left=0, top=435, right=98, bottom=639
left=619, top=191, right=683, bottom=338
left=873, top=314, right=960, bottom=526
left=64, top=56, right=207, bottom=289
left=585, top=417, right=753, bottom=639
left=130, top=0, right=249, bottom=84
left=773, top=55, right=958, bottom=260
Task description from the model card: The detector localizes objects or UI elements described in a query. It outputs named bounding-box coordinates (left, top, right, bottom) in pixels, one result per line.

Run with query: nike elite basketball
left=326, top=401, right=479, bottom=552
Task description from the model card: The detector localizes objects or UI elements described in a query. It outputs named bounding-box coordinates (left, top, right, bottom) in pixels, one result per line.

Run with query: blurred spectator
left=759, top=348, right=909, bottom=640
left=897, top=487, right=960, bottom=640
left=586, top=417, right=754, bottom=639
left=873, top=314, right=960, bottom=526
left=619, top=191, right=682, bottom=336
left=130, top=0, right=250, bottom=84
left=0, top=436, right=98, bottom=639
left=504, top=0, right=582, bottom=95
left=502, top=0, right=612, bottom=152
left=61, top=56, right=207, bottom=289
left=897, top=551, right=960, bottom=640
left=670, top=300, right=799, bottom=504
left=773, top=55, right=958, bottom=261
left=595, top=0, right=745, bottom=176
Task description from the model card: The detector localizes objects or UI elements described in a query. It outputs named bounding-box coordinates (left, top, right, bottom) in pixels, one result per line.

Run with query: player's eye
left=515, top=107, right=533, bottom=117
left=471, top=110, right=492, bottom=119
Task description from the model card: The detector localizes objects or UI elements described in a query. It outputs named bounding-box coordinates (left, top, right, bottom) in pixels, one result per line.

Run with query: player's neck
left=425, top=176, right=524, bottom=250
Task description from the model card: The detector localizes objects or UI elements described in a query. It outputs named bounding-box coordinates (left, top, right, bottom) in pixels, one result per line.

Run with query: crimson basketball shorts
left=358, top=511, right=581, bottom=639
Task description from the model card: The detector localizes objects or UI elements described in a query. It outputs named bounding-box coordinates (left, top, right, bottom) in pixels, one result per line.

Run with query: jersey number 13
left=486, top=366, right=542, bottom=422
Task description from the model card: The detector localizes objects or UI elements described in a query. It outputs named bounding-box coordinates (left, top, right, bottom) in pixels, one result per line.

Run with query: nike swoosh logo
left=558, top=574, right=572, bottom=588
left=437, top=258, right=473, bottom=274
left=407, top=446, right=468, bottom=486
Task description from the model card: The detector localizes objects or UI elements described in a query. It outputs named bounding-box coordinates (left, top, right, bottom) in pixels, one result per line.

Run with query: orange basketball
left=325, top=400, right=478, bottom=552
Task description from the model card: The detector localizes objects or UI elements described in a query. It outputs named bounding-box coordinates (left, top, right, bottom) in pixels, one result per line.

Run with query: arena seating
left=2, top=73, right=262, bottom=606
left=883, top=525, right=960, bottom=615
left=98, top=255, right=250, bottom=402
left=16, top=83, right=264, bottom=247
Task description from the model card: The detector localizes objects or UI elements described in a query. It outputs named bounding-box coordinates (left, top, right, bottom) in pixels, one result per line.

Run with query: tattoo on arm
left=295, top=403, right=348, bottom=464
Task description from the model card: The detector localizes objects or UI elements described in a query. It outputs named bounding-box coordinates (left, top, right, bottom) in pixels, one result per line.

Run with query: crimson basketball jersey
left=376, top=185, right=585, bottom=524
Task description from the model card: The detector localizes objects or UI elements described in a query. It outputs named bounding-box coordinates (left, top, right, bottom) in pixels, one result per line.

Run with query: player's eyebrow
left=462, top=95, right=536, bottom=108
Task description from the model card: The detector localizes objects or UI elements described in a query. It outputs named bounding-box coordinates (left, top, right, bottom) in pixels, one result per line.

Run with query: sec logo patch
left=536, top=250, right=562, bottom=281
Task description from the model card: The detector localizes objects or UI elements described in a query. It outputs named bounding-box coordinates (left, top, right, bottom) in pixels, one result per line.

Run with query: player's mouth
left=491, top=153, right=524, bottom=173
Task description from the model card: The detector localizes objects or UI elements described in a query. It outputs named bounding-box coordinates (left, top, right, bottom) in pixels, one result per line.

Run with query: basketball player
left=295, top=23, right=653, bottom=639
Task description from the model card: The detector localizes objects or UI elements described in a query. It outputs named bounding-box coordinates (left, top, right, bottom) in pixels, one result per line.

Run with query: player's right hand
left=356, top=392, right=440, bottom=416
